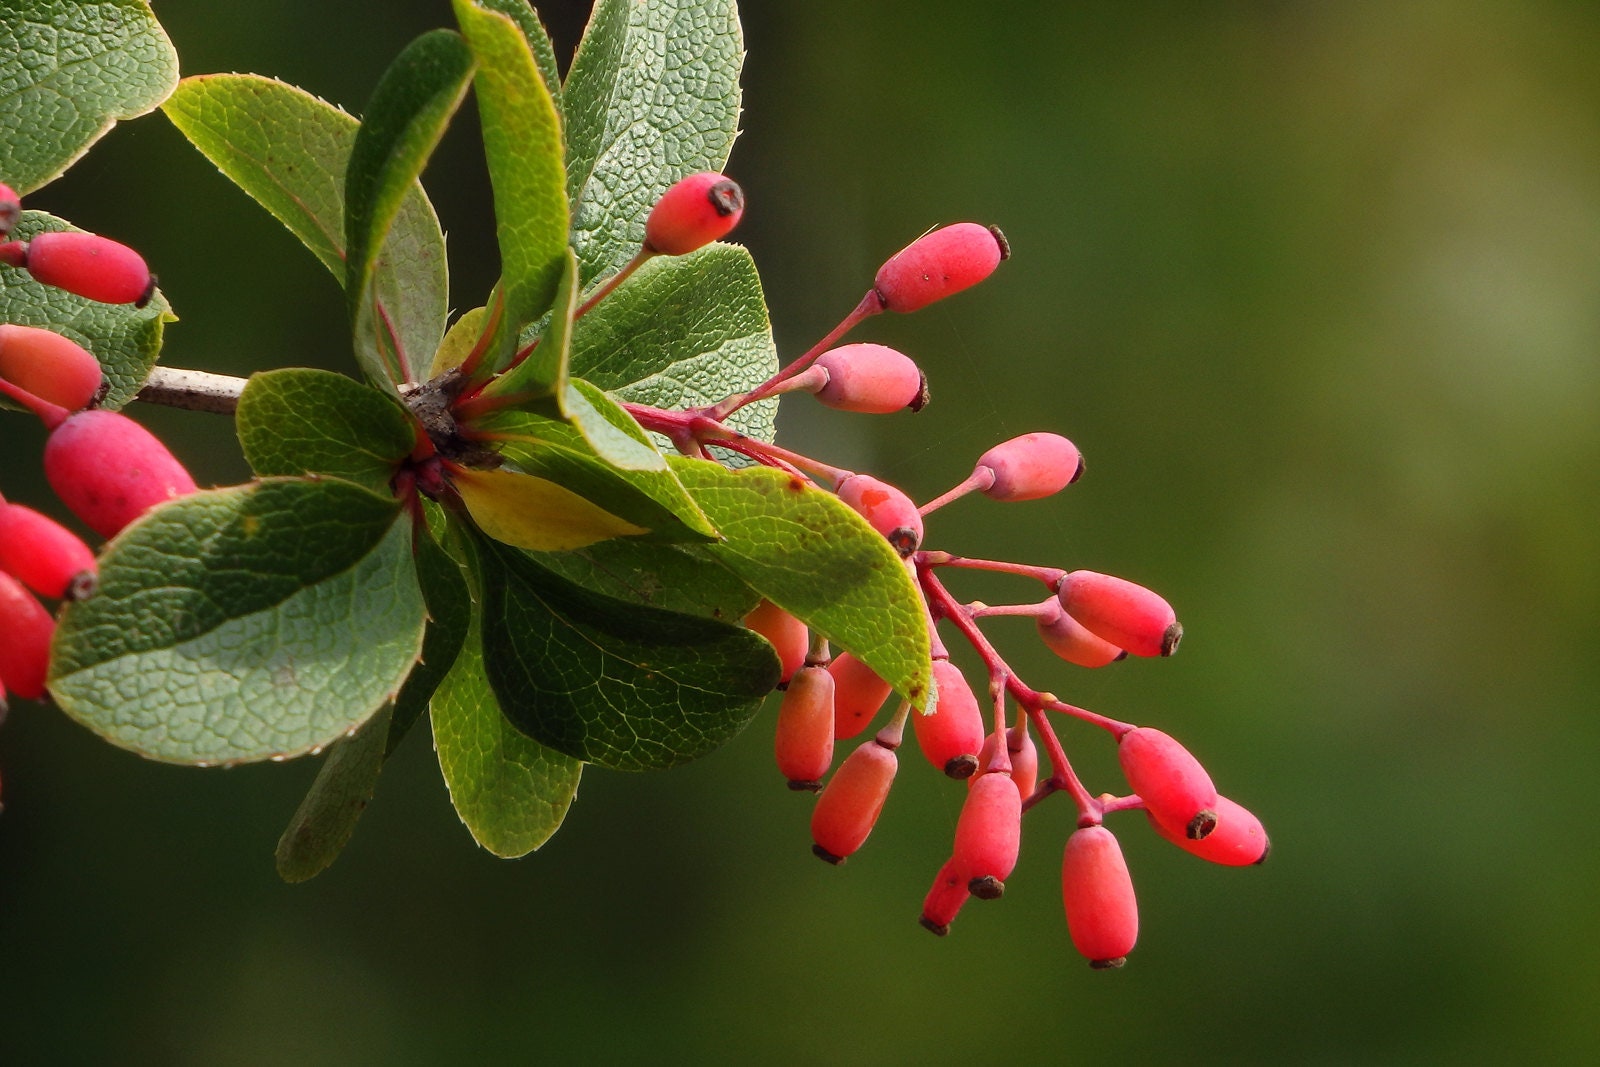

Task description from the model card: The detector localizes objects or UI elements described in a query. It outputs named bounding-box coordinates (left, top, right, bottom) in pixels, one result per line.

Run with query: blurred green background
left=5, top=0, right=1599, bottom=1061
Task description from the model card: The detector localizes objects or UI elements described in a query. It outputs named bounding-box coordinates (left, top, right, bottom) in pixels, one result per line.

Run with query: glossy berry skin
left=836, top=474, right=923, bottom=557
left=873, top=222, right=1008, bottom=314
left=774, top=664, right=835, bottom=791
left=44, top=410, right=198, bottom=538
left=975, top=432, right=1083, bottom=501
left=744, top=599, right=807, bottom=684
left=812, top=343, right=928, bottom=414
left=1056, top=569, right=1181, bottom=658
left=0, top=570, right=55, bottom=701
left=0, top=324, right=103, bottom=412
left=0, top=182, right=19, bottom=236
left=0, top=502, right=97, bottom=599
left=953, top=772, right=1022, bottom=899
left=920, top=857, right=970, bottom=936
left=1119, top=726, right=1218, bottom=840
left=1036, top=600, right=1124, bottom=668
left=913, top=659, right=985, bottom=778
left=827, top=651, right=892, bottom=739
left=1061, top=825, right=1139, bottom=969
left=1147, top=794, right=1269, bottom=866
left=810, top=739, right=898, bottom=864
left=21, top=230, right=155, bottom=305
left=644, top=172, right=745, bottom=255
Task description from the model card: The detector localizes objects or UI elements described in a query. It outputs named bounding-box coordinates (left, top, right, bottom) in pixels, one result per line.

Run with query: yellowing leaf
left=452, top=466, right=648, bottom=550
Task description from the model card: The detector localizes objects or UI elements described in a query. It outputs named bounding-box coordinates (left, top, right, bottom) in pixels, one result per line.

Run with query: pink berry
left=1056, top=569, right=1181, bottom=658
left=1061, top=825, right=1139, bottom=969
left=0, top=183, right=20, bottom=236
left=1118, top=726, right=1218, bottom=840
left=774, top=664, right=835, bottom=791
left=810, top=738, right=898, bottom=864
left=44, top=410, right=198, bottom=538
left=826, top=651, right=892, bottom=739
left=644, top=172, right=745, bottom=256
left=744, top=599, right=808, bottom=684
left=953, top=771, right=1022, bottom=899
left=811, top=343, right=928, bottom=414
left=20, top=230, right=155, bottom=305
left=0, top=324, right=103, bottom=412
left=835, top=474, right=923, bottom=557
left=912, top=659, right=985, bottom=778
left=1007, top=723, right=1039, bottom=800
left=919, top=857, right=970, bottom=936
left=0, top=570, right=54, bottom=701
left=873, top=222, right=1008, bottom=314
left=0, top=501, right=97, bottom=599
left=1147, top=794, right=1269, bottom=866
left=974, top=432, right=1083, bottom=502
left=1036, top=599, right=1124, bottom=668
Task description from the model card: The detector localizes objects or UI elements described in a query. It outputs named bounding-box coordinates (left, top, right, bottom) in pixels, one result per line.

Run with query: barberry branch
left=133, top=366, right=248, bottom=416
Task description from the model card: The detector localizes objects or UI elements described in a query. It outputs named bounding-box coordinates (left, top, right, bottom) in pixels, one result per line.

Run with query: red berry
left=1036, top=599, right=1124, bottom=668
left=0, top=570, right=54, bottom=701
left=774, top=664, right=835, bottom=791
left=873, top=222, right=1008, bottom=314
left=810, top=739, right=898, bottom=864
left=1147, top=794, right=1269, bottom=866
left=912, top=659, right=985, bottom=778
left=0, top=324, right=103, bottom=412
left=0, top=501, right=97, bottom=599
left=919, top=857, right=970, bottom=936
left=1118, top=726, right=1218, bottom=840
left=953, top=771, right=1022, bottom=899
left=811, top=343, right=928, bottom=414
left=1061, top=825, right=1139, bottom=968
left=1056, top=569, right=1181, bottom=658
left=744, top=599, right=807, bottom=684
left=974, top=432, right=1083, bottom=502
left=826, top=651, right=892, bottom=739
left=44, top=410, right=198, bottom=538
left=974, top=723, right=1040, bottom=800
left=20, top=230, right=155, bottom=305
left=644, top=172, right=745, bottom=256
left=0, top=182, right=20, bottom=236
left=835, top=474, right=923, bottom=556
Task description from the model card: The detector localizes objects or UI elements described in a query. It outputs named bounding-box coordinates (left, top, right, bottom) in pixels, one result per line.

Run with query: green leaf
left=0, top=212, right=171, bottom=410
left=472, top=0, right=563, bottom=116
left=530, top=540, right=760, bottom=621
left=671, top=458, right=933, bottom=708
left=162, top=75, right=447, bottom=388
left=346, top=30, right=474, bottom=385
left=568, top=244, right=777, bottom=445
left=476, top=535, right=778, bottom=770
left=0, top=0, right=178, bottom=192
left=452, top=0, right=569, bottom=363
left=451, top=464, right=650, bottom=550
left=235, top=368, right=415, bottom=494
left=387, top=506, right=473, bottom=751
left=564, top=0, right=743, bottom=286
left=49, top=479, right=427, bottom=766
left=274, top=704, right=393, bottom=883
left=478, top=246, right=577, bottom=404
left=432, top=531, right=581, bottom=858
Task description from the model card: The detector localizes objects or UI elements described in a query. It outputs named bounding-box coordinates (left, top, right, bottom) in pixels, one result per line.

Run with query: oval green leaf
left=236, top=368, right=416, bottom=493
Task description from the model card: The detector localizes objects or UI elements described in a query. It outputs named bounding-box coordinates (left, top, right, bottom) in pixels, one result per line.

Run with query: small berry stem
left=921, top=553, right=1067, bottom=589
left=918, top=469, right=993, bottom=517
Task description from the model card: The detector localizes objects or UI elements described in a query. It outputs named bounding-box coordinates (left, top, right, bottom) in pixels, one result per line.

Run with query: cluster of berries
left=0, top=182, right=196, bottom=720
left=619, top=173, right=1268, bottom=968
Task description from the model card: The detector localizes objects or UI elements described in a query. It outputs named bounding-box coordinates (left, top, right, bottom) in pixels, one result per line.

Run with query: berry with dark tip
left=0, top=570, right=54, bottom=701
left=810, top=343, right=928, bottom=414
left=974, top=432, right=1083, bottom=502
left=1119, top=726, right=1218, bottom=840
left=873, top=222, right=1008, bottom=313
left=1147, top=794, right=1269, bottom=865
left=0, top=324, right=103, bottom=412
left=912, top=659, right=985, bottom=778
left=15, top=230, right=155, bottom=305
left=644, top=172, right=746, bottom=256
left=810, top=738, right=898, bottom=864
left=1056, top=569, right=1181, bottom=658
left=836, top=474, right=923, bottom=556
left=1061, top=825, right=1139, bottom=969
left=827, top=651, right=892, bottom=740
left=44, top=410, right=198, bottom=538
left=0, top=500, right=97, bottom=599
left=774, top=664, right=835, bottom=791
left=952, top=771, right=1022, bottom=899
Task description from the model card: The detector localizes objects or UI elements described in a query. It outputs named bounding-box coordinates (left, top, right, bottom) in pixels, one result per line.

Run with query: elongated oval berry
left=953, top=772, right=1023, bottom=899
left=744, top=599, right=807, bottom=684
left=775, top=664, right=836, bottom=791
left=1057, top=569, right=1181, bottom=658
left=0, top=502, right=97, bottom=599
left=1008, top=724, right=1039, bottom=800
left=1147, top=794, right=1269, bottom=866
left=974, top=432, right=1083, bottom=501
left=0, top=182, right=20, bottom=236
left=644, top=172, right=745, bottom=256
left=0, top=570, right=54, bottom=700
left=20, top=230, right=154, bottom=305
left=1036, top=599, right=1124, bottom=668
left=0, top=324, right=103, bottom=412
left=913, top=659, right=985, bottom=778
left=44, top=410, right=198, bottom=538
left=920, top=857, right=970, bottom=936
left=827, top=651, right=892, bottom=739
left=874, top=222, right=1008, bottom=314
left=811, top=343, right=928, bottom=414
left=835, top=474, right=923, bottom=556
left=1062, top=825, right=1139, bottom=968
left=811, top=739, right=898, bottom=864
left=1119, top=726, right=1218, bottom=840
